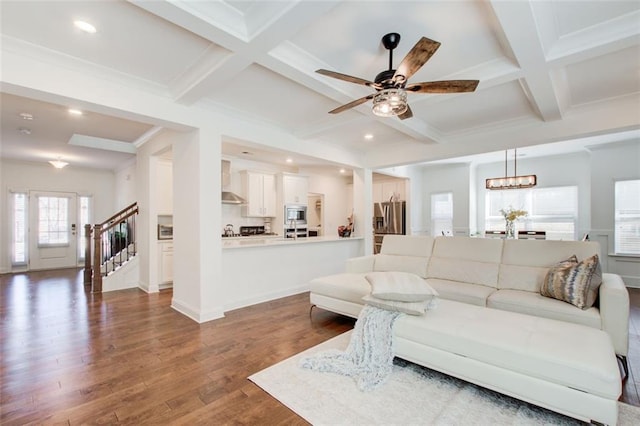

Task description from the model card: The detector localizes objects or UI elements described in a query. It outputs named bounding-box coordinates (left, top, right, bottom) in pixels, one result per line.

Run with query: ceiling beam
left=489, top=0, right=564, bottom=122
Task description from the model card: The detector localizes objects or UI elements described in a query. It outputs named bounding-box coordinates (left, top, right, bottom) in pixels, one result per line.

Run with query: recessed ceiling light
left=74, top=20, right=97, bottom=34
left=286, top=158, right=293, bottom=163
left=339, top=168, right=346, bottom=174
left=19, top=112, right=33, bottom=120
left=49, top=158, right=69, bottom=169
left=18, top=127, right=31, bottom=135
left=364, top=133, right=374, bottom=140
left=68, top=108, right=83, bottom=116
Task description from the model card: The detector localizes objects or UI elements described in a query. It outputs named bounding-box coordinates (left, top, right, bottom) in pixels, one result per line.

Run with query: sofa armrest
left=599, top=273, right=630, bottom=356
left=346, top=255, right=376, bottom=273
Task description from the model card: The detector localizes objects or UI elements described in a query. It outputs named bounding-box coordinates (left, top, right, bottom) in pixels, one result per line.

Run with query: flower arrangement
left=499, top=207, right=528, bottom=222
left=499, top=207, right=527, bottom=238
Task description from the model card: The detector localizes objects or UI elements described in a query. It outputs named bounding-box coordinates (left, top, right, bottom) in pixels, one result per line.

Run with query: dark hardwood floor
left=1, top=268, right=638, bottom=424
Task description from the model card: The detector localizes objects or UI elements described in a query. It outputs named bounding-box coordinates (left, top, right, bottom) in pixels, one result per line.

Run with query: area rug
left=249, top=332, right=640, bottom=425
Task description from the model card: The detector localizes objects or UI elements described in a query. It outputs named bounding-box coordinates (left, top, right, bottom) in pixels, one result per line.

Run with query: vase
left=505, top=220, right=516, bottom=239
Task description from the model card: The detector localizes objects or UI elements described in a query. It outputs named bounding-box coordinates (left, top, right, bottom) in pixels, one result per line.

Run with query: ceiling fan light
left=372, top=88, right=408, bottom=117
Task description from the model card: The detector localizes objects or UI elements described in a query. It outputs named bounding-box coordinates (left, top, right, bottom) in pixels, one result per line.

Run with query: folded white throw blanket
left=300, top=305, right=401, bottom=391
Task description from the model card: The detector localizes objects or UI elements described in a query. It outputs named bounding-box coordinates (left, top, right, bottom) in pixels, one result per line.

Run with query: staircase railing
left=84, top=202, right=139, bottom=292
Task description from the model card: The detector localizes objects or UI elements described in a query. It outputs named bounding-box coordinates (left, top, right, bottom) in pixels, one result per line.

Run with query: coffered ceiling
left=1, top=0, right=639, bottom=170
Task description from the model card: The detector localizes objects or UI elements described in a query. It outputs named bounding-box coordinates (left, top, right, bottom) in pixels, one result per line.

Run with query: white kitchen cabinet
left=159, top=242, right=173, bottom=285
left=241, top=171, right=276, bottom=217
left=283, top=174, right=309, bottom=205
left=157, top=160, right=173, bottom=215
left=374, top=179, right=406, bottom=202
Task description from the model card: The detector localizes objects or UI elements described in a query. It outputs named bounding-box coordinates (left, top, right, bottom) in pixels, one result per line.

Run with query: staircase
left=84, top=202, right=139, bottom=292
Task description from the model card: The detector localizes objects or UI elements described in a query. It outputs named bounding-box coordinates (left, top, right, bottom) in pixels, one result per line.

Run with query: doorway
left=29, top=191, right=78, bottom=270
left=307, top=193, right=324, bottom=237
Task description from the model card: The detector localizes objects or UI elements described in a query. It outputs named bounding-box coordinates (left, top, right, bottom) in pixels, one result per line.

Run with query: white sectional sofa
left=309, top=235, right=630, bottom=424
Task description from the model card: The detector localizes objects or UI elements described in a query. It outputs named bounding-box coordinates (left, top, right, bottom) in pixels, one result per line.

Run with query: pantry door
left=29, top=191, right=78, bottom=270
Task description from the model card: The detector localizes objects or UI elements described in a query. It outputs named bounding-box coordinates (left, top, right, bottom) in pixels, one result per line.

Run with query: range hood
left=221, top=160, right=247, bottom=205
left=222, top=191, right=246, bottom=204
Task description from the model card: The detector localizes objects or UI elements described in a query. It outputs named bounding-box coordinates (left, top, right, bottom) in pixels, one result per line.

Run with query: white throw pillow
left=366, top=271, right=438, bottom=302
left=362, top=294, right=437, bottom=316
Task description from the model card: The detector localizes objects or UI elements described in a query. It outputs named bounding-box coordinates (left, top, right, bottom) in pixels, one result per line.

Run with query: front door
left=29, top=191, right=78, bottom=270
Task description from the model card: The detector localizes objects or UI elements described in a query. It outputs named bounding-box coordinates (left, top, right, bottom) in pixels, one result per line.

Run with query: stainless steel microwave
left=284, top=204, right=307, bottom=225
left=158, top=224, right=173, bottom=240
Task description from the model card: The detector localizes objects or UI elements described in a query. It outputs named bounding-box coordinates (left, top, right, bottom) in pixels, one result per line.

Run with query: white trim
left=171, top=298, right=225, bottom=323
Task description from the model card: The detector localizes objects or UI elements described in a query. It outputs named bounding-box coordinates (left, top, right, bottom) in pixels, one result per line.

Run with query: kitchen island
left=221, top=235, right=363, bottom=312
left=222, top=234, right=359, bottom=248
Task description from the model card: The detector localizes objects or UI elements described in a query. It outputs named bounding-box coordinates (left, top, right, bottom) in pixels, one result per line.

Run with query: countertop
left=222, top=235, right=363, bottom=249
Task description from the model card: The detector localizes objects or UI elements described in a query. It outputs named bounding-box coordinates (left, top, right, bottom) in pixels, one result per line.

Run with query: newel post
left=84, top=224, right=92, bottom=286
left=92, top=223, right=103, bottom=293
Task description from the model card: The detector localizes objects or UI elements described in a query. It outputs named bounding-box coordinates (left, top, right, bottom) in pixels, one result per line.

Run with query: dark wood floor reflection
left=1, top=269, right=638, bottom=424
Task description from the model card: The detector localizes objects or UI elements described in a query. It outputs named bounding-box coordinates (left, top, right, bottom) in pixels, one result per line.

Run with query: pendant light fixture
left=485, top=149, right=536, bottom=190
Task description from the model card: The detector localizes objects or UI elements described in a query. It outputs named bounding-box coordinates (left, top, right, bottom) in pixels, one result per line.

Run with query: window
left=485, top=186, right=578, bottom=240
left=37, top=196, right=69, bottom=246
left=615, top=180, right=640, bottom=255
left=78, top=196, right=92, bottom=260
left=431, top=192, right=453, bottom=236
left=11, top=192, right=27, bottom=265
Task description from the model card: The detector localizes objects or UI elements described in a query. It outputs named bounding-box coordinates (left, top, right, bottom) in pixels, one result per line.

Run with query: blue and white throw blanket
left=300, top=305, right=401, bottom=391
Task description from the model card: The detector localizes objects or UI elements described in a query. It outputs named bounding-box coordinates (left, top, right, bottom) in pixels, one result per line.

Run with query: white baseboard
left=171, top=298, right=225, bottom=323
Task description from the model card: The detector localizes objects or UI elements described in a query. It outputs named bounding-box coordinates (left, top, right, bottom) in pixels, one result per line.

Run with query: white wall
left=0, top=159, right=115, bottom=273
left=114, top=160, right=137, bottom=210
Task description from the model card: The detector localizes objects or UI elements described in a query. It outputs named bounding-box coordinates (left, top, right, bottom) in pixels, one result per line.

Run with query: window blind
left=615, top=180, right=640, bottom=255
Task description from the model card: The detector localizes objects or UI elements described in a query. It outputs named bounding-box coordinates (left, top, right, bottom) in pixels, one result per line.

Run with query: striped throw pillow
left=540, top=254, right=602, bottom=310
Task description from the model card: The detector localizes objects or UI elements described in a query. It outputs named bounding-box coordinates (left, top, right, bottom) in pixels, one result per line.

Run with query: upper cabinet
left=282, top=174, right=309, bottom=205
left=373, top=179, right=406, bottom=203
left=241, top=171, right=276, bottom=217
left=157, top=160, right=173, bottom=215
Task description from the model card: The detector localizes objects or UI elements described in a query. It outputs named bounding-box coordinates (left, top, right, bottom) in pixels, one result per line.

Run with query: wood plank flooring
left=1, top=268, right=638, bottom=424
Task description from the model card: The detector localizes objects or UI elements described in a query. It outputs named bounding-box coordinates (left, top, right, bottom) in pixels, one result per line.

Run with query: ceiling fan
left=316, top=33, right=479, bottom=120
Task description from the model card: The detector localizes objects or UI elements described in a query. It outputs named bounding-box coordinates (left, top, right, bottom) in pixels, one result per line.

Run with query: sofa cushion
left=428, top=257, right=500, bottom=288
left=428, top=237, right=503, bottom=287
left=374, top=254, right=428, bottom=278
left=498, top=264, right=549, bottom=293
left=366, top=271, right=438, bottom=302
left=498, top=239, right=600, bottom=291
left=431, top=236, right=504, bottom=263
left=308, top=273, right=370, bottom=305
left=487, top=289, right=601, bottom=329
left=362, top=295, right=433, bottom=316
left=426, top=278, right=496, bottom=306
left=541, top=254, right=603, bottom=310
left=380, top=235, right=435, bottom=257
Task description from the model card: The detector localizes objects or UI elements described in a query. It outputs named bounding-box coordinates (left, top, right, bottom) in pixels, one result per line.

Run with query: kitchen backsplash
left=221, top=204, right=270, bottom=233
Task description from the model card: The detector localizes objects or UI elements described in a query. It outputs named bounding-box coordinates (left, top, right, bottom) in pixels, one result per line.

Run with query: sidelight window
left=11, top=192, right=28, bottom=265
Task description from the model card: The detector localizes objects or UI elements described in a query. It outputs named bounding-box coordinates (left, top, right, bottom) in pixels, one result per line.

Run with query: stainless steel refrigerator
left=373, top=201, right=406, bottom=253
